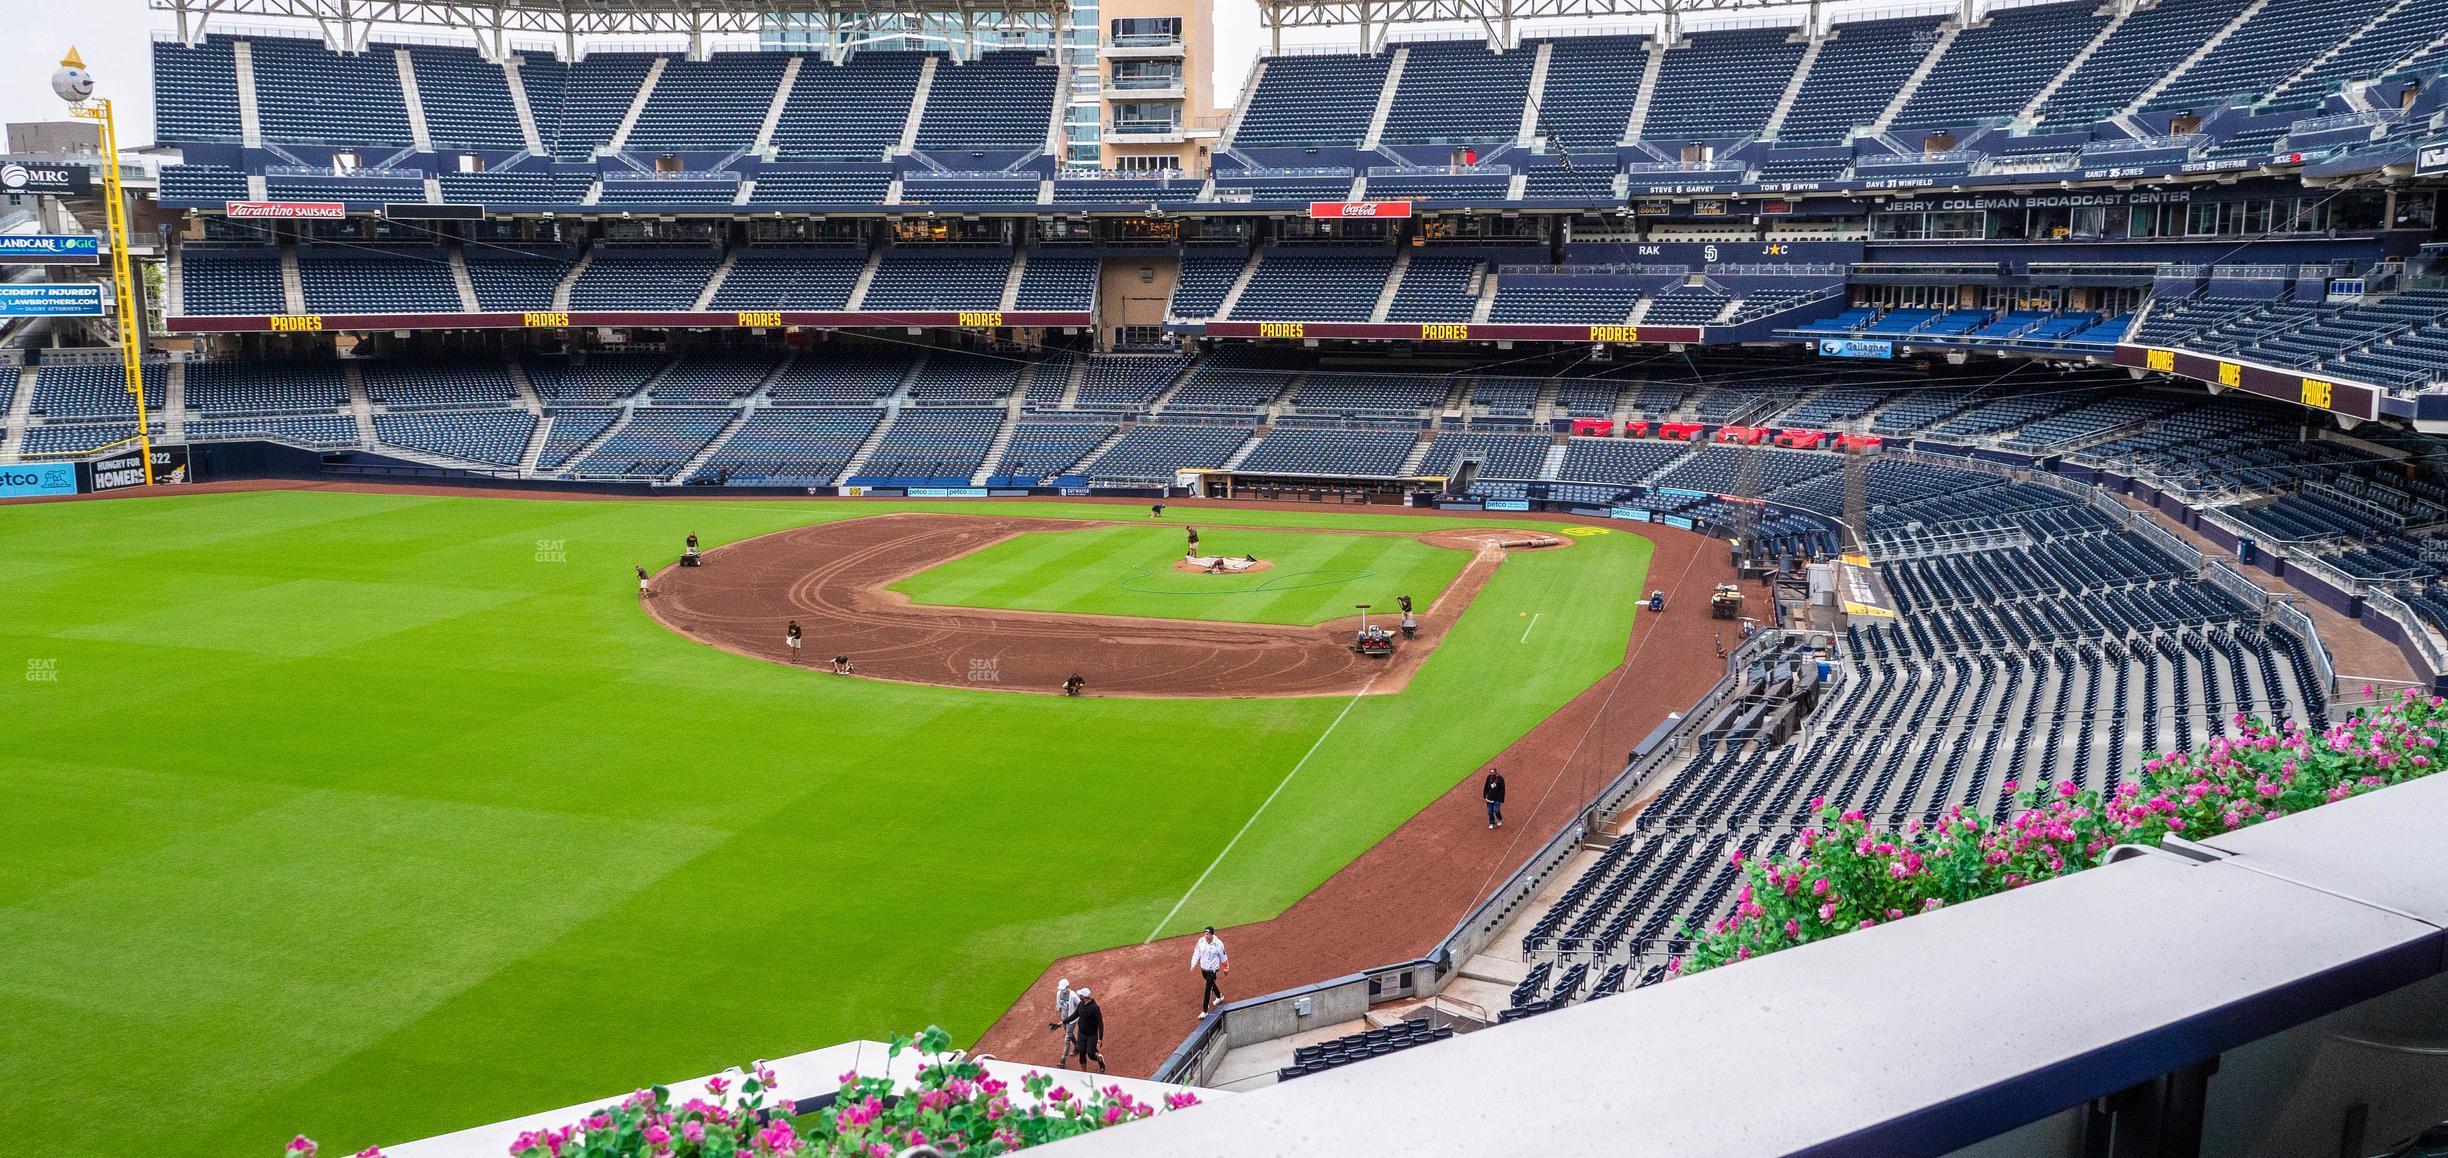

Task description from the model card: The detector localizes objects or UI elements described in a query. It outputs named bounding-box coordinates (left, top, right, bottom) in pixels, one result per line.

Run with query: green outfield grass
left=0, top=492, right=1649, bottom=1157
left=889, top=524, right=1471, bottom=625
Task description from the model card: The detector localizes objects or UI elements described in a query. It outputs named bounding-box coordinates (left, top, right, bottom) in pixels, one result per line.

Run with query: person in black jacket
left=1064, top=988, right=1108, bottom=1072
left=1483, top=769, right=1506, bottom=829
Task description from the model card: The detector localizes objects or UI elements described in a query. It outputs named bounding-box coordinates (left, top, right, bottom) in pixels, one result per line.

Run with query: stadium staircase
left=1055, top=358, right=1087, bottom=408
left=1622, top=40, right=1667, bottom=141
left=676, top=408, right=754, bottom=483
left=447, top=247, right=481, bottom=312
left=393, top=48, right=435, bottom=153
left=161, top=364, right=187, bottom=442
left=970, top=402, right=1025, bottom=484
left=2264, top=0, right=2423, bottom=104
left=2, top=366, right=37, bottom=459
left=549, top=410, right=635, bottom=478
left=504, top=360, right=545, bottom=415
left=1369, top=251, right=1412, bottom=323
left=693, top=251, right=742, bottom=311
left=1220, top=428, right=1267, bottom=469
left=1360, top=48, right=1409, bottom=151
left=503, top=55, right=545, bottom=154
left=1760, top=33, right=1825, bottom=141
left=551, top=251, right=592, bottom=311
left=2014, top=5, right=2133, bottom=126
left=755, top=56, right=802, bottom=155
left=1397, top=430, right=1436, bottom=475
left=344, top=365, right=376, bottom=445
left=846, top=249, right=886, bottom=310
left=516, top=414, right=553, bottom=476
left=232, top=40, right=264, bottom=148
left=1536, top=441, right=1567, bottom=482
left=1068, top=423, right=1134, bottom=475
left=999, top=251, right=1029, bottom=312
left=836, top=407, right=901, bottom=479
left=605, top=57, right=667, bottom=155
left=1872, top=21, right=1962, bottom=134
left=2121, top=0, right=2274, bottom=117
left=1514, top=41, right=1554, bottom=147
left=1215, top=250, right=1263, bottom=320
left=898, top=58, right=939, bottom=155
left=279, top=248, right=306, bottom=316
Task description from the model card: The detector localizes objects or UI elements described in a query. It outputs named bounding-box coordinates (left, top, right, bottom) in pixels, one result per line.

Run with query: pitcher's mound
left=1172, top=557, right=1276, bottom=575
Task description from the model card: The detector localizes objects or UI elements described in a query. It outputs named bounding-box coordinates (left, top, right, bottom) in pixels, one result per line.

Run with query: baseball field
left=0, top=488, right=1650, bottom=1156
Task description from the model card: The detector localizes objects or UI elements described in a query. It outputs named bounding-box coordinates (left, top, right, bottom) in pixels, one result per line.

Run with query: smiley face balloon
left=52, top=50, right=95, bottom=104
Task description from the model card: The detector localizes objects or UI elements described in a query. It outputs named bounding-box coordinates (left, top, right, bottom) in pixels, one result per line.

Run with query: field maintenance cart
left=1710, top=583, right=1747, bottom=621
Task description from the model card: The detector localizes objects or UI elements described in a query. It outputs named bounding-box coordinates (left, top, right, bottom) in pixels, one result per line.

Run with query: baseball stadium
left=4, top=0, right=2448, bottom=1153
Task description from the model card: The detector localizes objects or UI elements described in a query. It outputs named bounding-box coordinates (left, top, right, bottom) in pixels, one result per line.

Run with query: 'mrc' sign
left=1308, top=200, right=1412, bottom=219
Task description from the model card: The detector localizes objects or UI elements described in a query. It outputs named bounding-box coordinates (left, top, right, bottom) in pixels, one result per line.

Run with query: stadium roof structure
left=150, top=0, right=1069, bottom=56
left=1257, top=0, right=2000, bottom=50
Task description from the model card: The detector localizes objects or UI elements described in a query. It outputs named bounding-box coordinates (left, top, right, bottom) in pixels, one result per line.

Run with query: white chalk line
left=1520, top=612, right=1542, bottom=643
left=1145, top=676, right=1378, bottom=943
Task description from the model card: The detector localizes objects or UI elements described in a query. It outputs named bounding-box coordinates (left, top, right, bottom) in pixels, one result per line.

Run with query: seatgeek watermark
left=26, top=658, right=57, bottom=684
left=535, top=538, right=567, bottom=563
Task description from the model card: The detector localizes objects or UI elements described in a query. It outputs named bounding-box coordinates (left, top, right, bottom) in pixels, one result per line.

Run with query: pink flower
left=705, top=1076, right=731, bottom=1098
left=288, top=1137, right=318, bottom=1157
left=682, top=1121, right=706, bottom=1144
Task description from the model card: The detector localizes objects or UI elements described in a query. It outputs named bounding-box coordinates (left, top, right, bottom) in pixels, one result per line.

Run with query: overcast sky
left=0, top=0, right=1921, bottom=150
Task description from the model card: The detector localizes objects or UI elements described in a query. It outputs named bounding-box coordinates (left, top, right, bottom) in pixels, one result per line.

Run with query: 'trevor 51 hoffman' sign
left=0, top=159, right=95, bottom=196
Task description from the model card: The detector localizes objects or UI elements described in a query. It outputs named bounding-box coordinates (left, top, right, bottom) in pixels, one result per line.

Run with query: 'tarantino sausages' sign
left=224, top=200, right=348, bottom=220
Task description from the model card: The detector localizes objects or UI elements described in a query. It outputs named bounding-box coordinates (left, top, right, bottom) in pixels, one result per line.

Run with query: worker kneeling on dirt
left=1648, top=589, right=1666, bottom=613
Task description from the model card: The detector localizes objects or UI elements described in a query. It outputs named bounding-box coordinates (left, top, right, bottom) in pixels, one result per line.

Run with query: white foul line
left=1145, top=676, right=1378, bottom=943
left=1520, top=613, right=1541, bottom=643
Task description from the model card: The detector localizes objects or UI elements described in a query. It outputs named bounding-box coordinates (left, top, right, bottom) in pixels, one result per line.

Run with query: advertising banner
left=0, top=235, right=99, bottom=264
left=1307, top=200, right=1412, bottom=219
left=0, top=461, right=79, bottom=497
left=224, top=200, right=348, bottom=220
left=2418, top=138, right=2448, bottom=177
left=1818, top=337, right=1895, bottom=360
left=0, top=159, right=95, bottom=196
left=1484, top=498, right=1530, bottom=511
left=1610, top=507, right=1653, bottom=522
left=87, top=444, right=189, bottom=491
left=0, top=282, right=105, bottom=316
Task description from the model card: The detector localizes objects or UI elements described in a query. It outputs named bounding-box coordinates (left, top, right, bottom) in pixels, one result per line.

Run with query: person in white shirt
left=1051, top=978, right=1081, bottom=1065
left=1192, top=927, right=1230, bottom=1015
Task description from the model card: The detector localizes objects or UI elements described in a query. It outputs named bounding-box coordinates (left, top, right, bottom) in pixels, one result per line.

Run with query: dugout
left=1176, top=469, right=1445, bottom=505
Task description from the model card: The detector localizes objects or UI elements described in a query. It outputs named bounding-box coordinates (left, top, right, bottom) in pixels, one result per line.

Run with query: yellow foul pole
left=64, top=49, right=156, bottom=485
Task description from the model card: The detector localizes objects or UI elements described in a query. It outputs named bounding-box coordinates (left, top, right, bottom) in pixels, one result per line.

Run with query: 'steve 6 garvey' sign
left=1307, top=200, right=1411, bottom=219
left=224, top=201, right=348, bottom=220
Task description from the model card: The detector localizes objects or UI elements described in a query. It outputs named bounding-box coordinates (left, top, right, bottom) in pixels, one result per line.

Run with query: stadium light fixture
left=54, top=49, right=156, bottom=486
